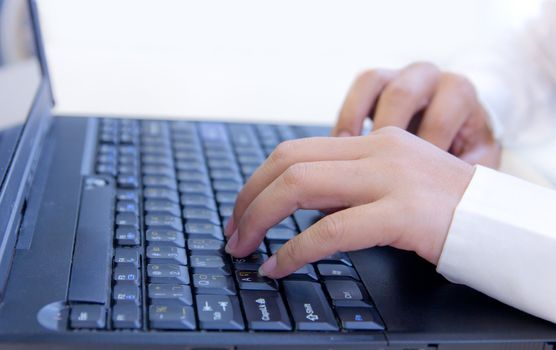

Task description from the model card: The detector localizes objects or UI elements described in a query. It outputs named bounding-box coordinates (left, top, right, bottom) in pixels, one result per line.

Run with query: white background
left=38, top=0, right=541, bottom=125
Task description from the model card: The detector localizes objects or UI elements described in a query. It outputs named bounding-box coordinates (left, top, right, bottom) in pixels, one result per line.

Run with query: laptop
left=0, top=1, right=555, bottom=349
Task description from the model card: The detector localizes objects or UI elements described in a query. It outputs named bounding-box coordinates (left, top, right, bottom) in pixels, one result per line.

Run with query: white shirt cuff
left=437, top=165, right=556, bottom=324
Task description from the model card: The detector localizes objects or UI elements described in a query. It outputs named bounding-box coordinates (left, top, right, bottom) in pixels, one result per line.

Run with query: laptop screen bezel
left=0, top=0, right=54, bottom=299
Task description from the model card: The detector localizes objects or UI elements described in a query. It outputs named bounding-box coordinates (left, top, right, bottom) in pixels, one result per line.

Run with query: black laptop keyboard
left=69, top=118, right=384, bottom=332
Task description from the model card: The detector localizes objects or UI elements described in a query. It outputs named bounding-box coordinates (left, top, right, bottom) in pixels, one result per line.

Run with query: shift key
left=282, top=280, right=338, bottom=331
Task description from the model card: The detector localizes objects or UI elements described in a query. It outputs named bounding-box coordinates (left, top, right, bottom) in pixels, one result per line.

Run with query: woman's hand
left=333, top=62, right=501, bottom=168
left=224, top=127, right=474, bottom=279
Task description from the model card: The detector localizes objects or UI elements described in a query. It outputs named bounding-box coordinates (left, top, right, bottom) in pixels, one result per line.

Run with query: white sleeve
left=449, top=1, right=556, bottom=148
left=437, top=165, right=556, bottom=323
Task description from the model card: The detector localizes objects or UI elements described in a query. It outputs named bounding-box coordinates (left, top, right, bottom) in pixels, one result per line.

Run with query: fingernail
left=258, top=255, right=277, bottom=277
left=338, top=130, right=352, bottom=137
left=224, top=216, right=235, bottom=237
left=225, top=230, right=238, bottom=254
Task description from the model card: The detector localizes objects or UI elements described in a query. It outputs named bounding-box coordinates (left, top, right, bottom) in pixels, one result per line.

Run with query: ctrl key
left=70, top=304, right=106, bottom=329
left=149, top=304, right=196, bottom=330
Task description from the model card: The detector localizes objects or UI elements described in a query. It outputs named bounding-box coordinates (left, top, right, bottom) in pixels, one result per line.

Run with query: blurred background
left=24, top=0, right=542, bottom=124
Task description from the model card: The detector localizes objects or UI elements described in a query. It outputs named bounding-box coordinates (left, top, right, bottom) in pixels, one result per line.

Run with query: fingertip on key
left=258, top=255, right=277, bottom=277
left=224, top=230, right=239, bottom=254
left=224, top=216, right=235, bottom=237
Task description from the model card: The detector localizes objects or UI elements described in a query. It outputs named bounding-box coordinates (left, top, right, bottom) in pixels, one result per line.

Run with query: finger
left=460, top=141, right=501, bottom=168
left=226, top=159, right=381, bottom=258
left=225, top=136, right=371, bottom=236
left=417, top=74, right=477, bottom=150
left=373, top=62, right=440, bottom=130
left=259, top=202, right=400, bottom=279
left=333, top=69, right=398, bottom=137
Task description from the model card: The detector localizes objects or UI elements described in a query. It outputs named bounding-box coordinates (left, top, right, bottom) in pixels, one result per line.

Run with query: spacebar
left=68, top=177, right=115, bottom=304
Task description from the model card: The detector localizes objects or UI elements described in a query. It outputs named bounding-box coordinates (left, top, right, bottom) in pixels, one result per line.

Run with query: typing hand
left=333, top=63, right=500, bottom=168
left=224, top=127, right=474, bottom=279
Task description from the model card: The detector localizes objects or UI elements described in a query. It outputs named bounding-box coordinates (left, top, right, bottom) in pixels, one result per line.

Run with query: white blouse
left=438, top=0, right=556, bottom=324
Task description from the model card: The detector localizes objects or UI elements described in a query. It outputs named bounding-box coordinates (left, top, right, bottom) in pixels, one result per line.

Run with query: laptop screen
left=0, top=0, right=41, bottom=189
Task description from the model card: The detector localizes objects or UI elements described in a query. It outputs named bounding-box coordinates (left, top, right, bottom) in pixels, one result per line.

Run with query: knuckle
left=281, top=162, right=308, bottom=189
left=444, top=73, right=477, bottom=102
left=356, top=68, right=389, bottom=86
left=268, top=140, right=296, bottom=168
left=316, top=215, right=344, bottom=248
left=426, top=114, right=452, bottom=136
left=408, top=61, right=440, bottom=75
left=280, top=239, right=302, bottom=264
left=382, top=82, right=415, bottom=103
left=375, top=125, right=406, bottom=138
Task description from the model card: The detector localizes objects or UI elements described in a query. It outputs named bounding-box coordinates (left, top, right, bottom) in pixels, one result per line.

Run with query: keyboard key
left=185, top=222, right=223, bottom=240
left=240, top=291, right=292, bottom=331
left=190, top=255, right=230, bottom=275
left=205, top=149, right=233, bottom=160
left=116, top=213, right=139, bottom=228
left=112, top=303, right=141, bottom=329
left=175, top=151, right=204, bottom=162
left=325, top=280, right=363, bottom=300
left=96, top=163, right=117, bottom=176
left=213, top=180, right=242, bottom=192
left=215, top=191, right=238, bottom=204
left=117, top=189, right=139, bottom=202
left=145, top=214, right=183, bottom=232
left=336, top=307, right=384, bottom=330
left=115, top=226, right=140, bottom=246
left=324, top=280, right=372, bottom=308
left=119, top=155, right=138, bottom=167
left=116, top=200, right=138, bottom=214
left=144, top=187, right=179, bottom=203
left=114, top=247, right=140, bottom=267
left=177, top=170, right=209, bottom=184
left=187, top=238, right=224, bottom=252
left=178, top=182, right=213, bottom=197
left=219, top=204, right=234, bottom=218
left=183, top=208, right=220, bottom=225
left=117, top=175, right=139, bottom=189
left=282, top=280, right=338, bottom=331
left=181, top=194, right=216, bottom=210
left=175, top=160, right=204, bottom=171
left=70, top=305, right=106, bottom=329
left=148, top=284, right=192, bottom=306
left=235, top=271, right=278, bottom=291
left=232, top=252, right=267, bottom=270
left=193, top=274, right=235, bottom=295
left=276, top=217, right=296, bottom=230
left=210, top=169, right=242, bottom=182
left=146, top=229, right=185, bottom=248
left=207, top=158, right=237, bottom=170
left=147, top=264, right=190, bottom=284
left=291, top=264, right=318, bottom=281
left=320, top=252, right=353, bottom=266
left=268, top=242, right=283, bottom=255
left=142, top=155, right=173, bottom=167
left=199, top=122, right=228, bottom=142
left=196, top=295, right=244, bottom=330
left=149, top=304, right=196, bottom=330
left=317, top=263, right=359, bottom=280
left=293, top=209, right=323, bottom=231
left=142, top=164, right=175, bottom=177
left=145, top=200, right=181, bottom=216
left=266, top=227, right=296, bottom=241
left=113, top=265, right=141, bottom=285
left=147, top=245, right=188, bottom=265
left=143, top=175, right=177, bottom=190
left=112, top=283, right=141, bottom=304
